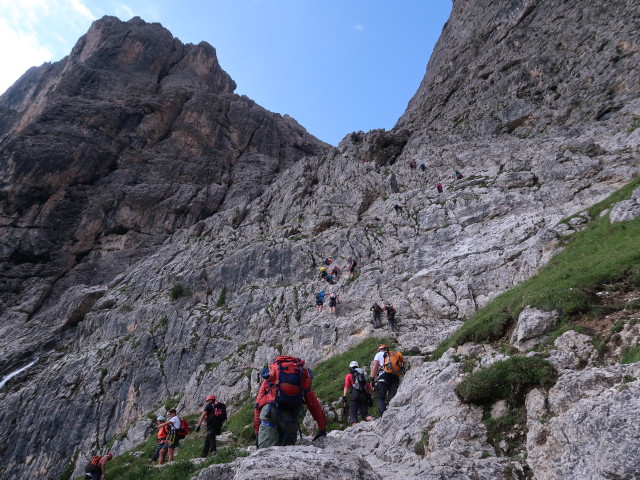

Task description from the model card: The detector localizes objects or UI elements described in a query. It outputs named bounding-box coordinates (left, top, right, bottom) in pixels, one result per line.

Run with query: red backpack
left=175, top=417, right=189, bottom=439
left=261, top=356, right=312, bottom=409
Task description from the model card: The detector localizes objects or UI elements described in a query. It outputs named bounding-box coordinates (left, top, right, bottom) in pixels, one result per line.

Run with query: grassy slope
left=432, top=177, right=640, bottom=358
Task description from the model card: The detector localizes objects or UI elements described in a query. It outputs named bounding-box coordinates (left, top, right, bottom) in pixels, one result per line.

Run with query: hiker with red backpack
left=371, top=345, right=405, bottom=416
left=195, top=395, right=227, bottom=457
left=254, top=355, right=326, bottom=448
left=84, top=453, right=113, bottom=480
left=341, top=361, right=373, bottom=426
left=157, top=408, right=188, bottom=464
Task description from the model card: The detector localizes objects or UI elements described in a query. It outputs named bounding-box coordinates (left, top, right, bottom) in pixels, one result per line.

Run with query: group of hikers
left=406, top=164, right=464, bottom=194
left=315, top=256, right=357, bottom=315
left=85, top=345, right=405, bottom=478
left=254, top=345, right=405, bottom=448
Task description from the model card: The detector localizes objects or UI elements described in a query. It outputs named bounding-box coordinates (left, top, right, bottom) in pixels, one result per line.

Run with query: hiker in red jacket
left=254, top=356, right=326, bottom=448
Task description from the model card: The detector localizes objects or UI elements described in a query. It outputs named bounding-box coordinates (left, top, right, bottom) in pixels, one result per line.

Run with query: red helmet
left=106, top=453, right=113, bottom=459
left=378, top=344, right=389, bottom=351
left=205, top=395, right=216, bottom=402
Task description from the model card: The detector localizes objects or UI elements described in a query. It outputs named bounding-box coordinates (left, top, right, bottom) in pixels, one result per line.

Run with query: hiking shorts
left=162, top=435, right=180, bottom=449
left=315, top=300, right=323, bottom=306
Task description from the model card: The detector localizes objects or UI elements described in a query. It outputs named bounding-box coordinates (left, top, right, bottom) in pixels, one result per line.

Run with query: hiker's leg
left=201, top=433, right=211, bottom=457
left=376, top=379, right=389, bottom=415
left=258, top=406, right=280, bottom=449
left=210, top=431, right=217, bottom=453
left=358, top=398, right=368, bottom=422
left=158, top=447, right=166, bottom=465
left=279, top=408, right=300, bottom=446
left=168, top=447, right=175, bottom=462
left=389, top=376, right=400, bottom=401
left=348, top=397, right=359, bottom=424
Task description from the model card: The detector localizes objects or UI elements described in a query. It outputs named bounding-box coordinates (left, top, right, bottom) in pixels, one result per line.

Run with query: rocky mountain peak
left=0, top=3, right=639, bottom=480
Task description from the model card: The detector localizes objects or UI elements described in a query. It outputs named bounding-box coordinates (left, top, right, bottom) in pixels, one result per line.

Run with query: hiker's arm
left=196, top=411, right=207, bottom=428
left=371, top=360, right=380, bottom=378
left=304, top=390, right=326, bottom=430
left=253, top=381, right=268, bottom=433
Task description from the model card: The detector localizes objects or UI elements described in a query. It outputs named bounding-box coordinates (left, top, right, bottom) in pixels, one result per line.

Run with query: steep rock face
left=0, top=2, right=639, bottom=480
left=0, top=16, right=329, bottom=374
left=398, top=0, right=640, bottom=141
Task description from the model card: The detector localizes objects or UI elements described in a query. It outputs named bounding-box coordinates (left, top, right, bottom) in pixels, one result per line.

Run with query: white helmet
left=156, top=416, right=166, bottom=421
left=349, top=361, right=359, bottom=369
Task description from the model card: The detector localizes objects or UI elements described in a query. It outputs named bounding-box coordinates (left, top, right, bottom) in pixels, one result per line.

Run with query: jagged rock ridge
left=0, top=1, right=639, bottom=479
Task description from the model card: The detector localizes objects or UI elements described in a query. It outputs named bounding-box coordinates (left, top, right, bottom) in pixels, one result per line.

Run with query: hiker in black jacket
left=195, top=395, right=227, bottom=457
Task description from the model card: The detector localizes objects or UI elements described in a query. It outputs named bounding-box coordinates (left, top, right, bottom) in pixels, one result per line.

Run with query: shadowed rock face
left=0, top=16, right=329, bottom=370
left=1, top=3, right=639, bottom=480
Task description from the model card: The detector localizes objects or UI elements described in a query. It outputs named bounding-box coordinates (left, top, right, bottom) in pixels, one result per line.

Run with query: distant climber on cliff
left=394, top=203, right=404, bottom=214
left=315, top=290, right=326, bottom=312
left=150, top=416, right=168, bottom=464
left=330, top=265, right=341, bottom=280
left=254, top=355, right=326, bottom=448
left=383, top=303, right=398, bottom=331
left=437, top=183, right=443, bottom=193
left=370, top=302, right=383, bottom=328
left=84, top=453, right=113, bottom=480
left=328, top=291, right=339, bottom=314
left=346, top=257, right=358, bottom=278
left=371, top=345, right=405, bottom=416
left=341, top=361, right=374, bottom=426
left=323, top=256, right=333, bottom=266
left=419, top=163, right=426, bottom=172
left=195, top=395, right=227, bottom=458
left=454, top=170, right=464, bottom=180
left=408, top=160, right=417, bottom=169
left=319, top=266, right=328, bottom=281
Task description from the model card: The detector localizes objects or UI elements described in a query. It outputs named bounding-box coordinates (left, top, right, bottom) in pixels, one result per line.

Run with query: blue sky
left=0, top=0, right=451, bottom=145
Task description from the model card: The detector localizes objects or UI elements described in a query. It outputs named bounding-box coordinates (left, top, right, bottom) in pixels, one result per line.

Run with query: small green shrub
left=414, top=429, right=430, bottom=456
left=118, top=304, right=133, bottom=313
left=482, top=407, right=527, bottom=455
left=621, top=346, right=640, bottom=364
left=169, top=284, right=185, bottom=301
left=455, top=357, right=557, bottom=405
left=216, top=286, right=227, bottom=307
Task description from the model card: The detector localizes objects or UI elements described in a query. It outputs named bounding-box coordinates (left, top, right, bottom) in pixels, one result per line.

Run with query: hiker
left=150, top=416, right=169, bottom=464
left=254, top=355, right=327, bottom=448
left=393, top=203, right=404, bottom=214
left=157, top=408, right=182, bottom=464
left=315, top=290, right=325, bottom=312
left=84, top=453, right=113, bottom=480
left=437, top=183, right=443, bottom=193
left=408, top=160, right=416, bottom=169
left=330, top=265, right=341, bottom=280
left=370, top=302, right=383, bottom=328
left=371, top=345, right=405, bottom=416
left=342, top=361, right=373, bottom=426
left=328, top=291, right=339, bottom=314
left=454, top=170, right=464, bottom=180
left=346, top=257, right=357, bottom=278
left=419, top=163, right=426, bottom=172
left=319, top=266, right=328, bottom=280
left=383, top=303, right=398, bottom=331
left=323, top=257, right=333, bottom=266
left=195, top=395, right=227, bottom=458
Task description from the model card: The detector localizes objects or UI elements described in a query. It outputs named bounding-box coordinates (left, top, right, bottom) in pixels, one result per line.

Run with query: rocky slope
left=1, top=1, right=639, bottom=479
left=0, top=16, right=329, bottom=376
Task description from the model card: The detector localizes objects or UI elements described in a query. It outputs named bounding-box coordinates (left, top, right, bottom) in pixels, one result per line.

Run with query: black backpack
left=208, top=402, right=227, bottom=434
left=351, top=367, right=367, bottom=391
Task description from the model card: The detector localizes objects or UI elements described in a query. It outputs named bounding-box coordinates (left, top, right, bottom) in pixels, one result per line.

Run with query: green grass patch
left=216, top=286, right=227, bottom=307
left=225, top=401, right=256, bottom=444
left=311, top=337, right=395, bottom=405
left=432, top=178, right=640, bottom=359
left=621, top=346, right=640, bottom=364
left=482, top=407, right=527, bottom=456
left=413, top=429, right=430, bottom=456
left=455, top=357, right=557, bottom=406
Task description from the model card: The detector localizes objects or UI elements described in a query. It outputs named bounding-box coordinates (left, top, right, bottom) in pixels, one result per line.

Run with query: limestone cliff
left=0, top=1, right=639, bottom=479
